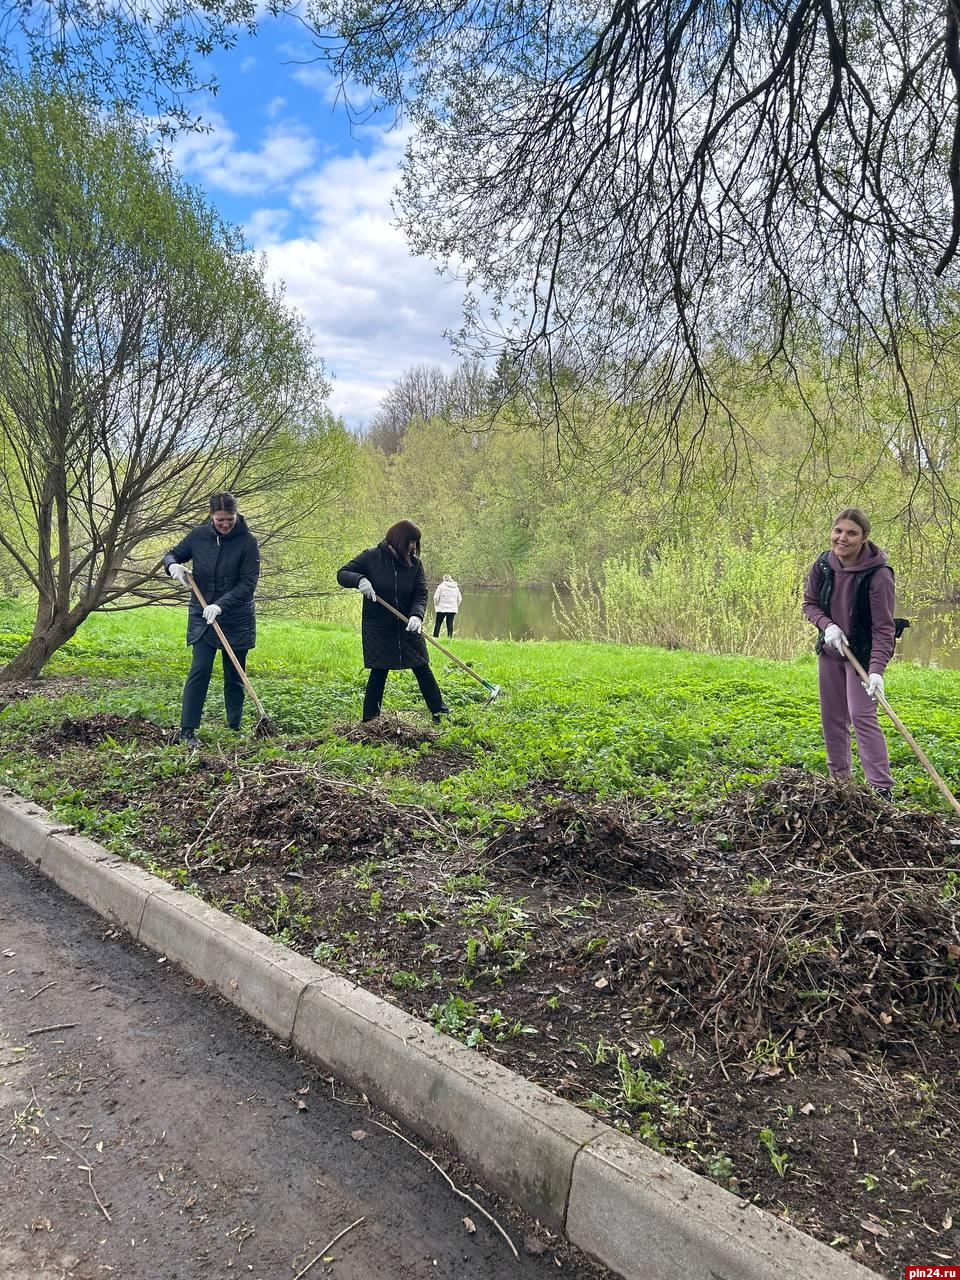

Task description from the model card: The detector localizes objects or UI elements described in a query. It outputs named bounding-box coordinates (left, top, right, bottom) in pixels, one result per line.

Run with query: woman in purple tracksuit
left=802, top=507, right=896, bottom=799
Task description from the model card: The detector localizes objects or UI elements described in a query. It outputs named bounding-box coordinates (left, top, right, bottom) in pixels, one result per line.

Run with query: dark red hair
left=384, top=519, right=421, bottom=566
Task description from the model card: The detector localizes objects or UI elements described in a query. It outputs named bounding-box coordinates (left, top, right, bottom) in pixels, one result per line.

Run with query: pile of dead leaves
left=336, top=712, right=438, bottom=746
left=702, top=767, right=955, bottom=875
left=182, top=765, right=433, bottom=867
left=613, top=772, right=960, bottom=1062
left=483, top=797, right=692, bottom=888
left=31, top=713, right=173, bottom=753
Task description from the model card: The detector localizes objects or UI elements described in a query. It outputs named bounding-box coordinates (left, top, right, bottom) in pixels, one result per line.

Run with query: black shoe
left=432, top=705, right=450, bottom=723
left=873, top=786, right=894, bottom=802
left=179, top=730, right=201, bottom=748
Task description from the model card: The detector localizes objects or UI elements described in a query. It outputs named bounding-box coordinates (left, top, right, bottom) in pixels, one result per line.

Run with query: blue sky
left=166, top=16, right=470, bottom=428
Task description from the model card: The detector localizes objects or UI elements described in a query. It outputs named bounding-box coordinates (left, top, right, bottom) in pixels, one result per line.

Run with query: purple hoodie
left=802, top=541, right=896, bottom=675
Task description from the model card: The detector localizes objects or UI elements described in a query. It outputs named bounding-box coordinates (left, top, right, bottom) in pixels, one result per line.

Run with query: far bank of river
left=443, top=586, right=960, bottom=670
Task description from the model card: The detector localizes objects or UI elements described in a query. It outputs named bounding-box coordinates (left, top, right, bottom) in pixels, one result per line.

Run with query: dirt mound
left=185, top=767, right=432, bottom=866
left=32, top=714, right=172, bottom=752
left=702, top=768, right=957, bottom=874
left=483, top=798, right=691, bottom=888
left=613, top=771, right=960, bottom=1060
left=336, top=712, right=437, bottom=746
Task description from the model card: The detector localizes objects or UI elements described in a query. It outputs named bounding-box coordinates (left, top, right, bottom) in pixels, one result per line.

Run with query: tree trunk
left=0, top=614, right=84, bottom=682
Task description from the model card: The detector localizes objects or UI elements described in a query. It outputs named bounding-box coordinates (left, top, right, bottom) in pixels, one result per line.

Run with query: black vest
left=815, top=551, right=909, bottom=666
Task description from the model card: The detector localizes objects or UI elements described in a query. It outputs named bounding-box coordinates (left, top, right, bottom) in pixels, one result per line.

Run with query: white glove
left=862, top=673, right=884, bottom=700
left=357, top=577, right=377, bottom=602
left=202, top=604, right=222, bottom=625
left=823, top=623, right=847, bottom=654
left=168, top=563, right=190, bottom=586
left=406, top=615, right=422, bottom=633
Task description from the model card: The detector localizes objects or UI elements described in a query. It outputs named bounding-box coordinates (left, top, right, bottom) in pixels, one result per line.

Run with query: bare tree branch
left=302, top=0, right=960, bottom=512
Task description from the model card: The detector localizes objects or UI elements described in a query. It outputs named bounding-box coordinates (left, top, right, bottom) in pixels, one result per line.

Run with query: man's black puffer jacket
left=337, top=541, right=429, bottom=669
left=163, top=516, right=260, bottom=650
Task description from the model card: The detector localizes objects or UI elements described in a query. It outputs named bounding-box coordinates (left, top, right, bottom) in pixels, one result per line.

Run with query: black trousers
left=363, top=665, right=446, bottom=721
left=433, top=612, right=456, bottom=637
left=181, top=639, right=248, bottom=731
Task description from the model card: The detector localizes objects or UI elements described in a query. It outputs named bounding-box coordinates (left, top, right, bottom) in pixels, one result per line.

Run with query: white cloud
left=279, top=41, right=376, bottom=114
left=244, top=208, right=291, bottom=242
left=171, top=106, right=467, bottom=428
left=247, top=129, right=467, bottom=427
left=169, top=110, right=317, bottom=196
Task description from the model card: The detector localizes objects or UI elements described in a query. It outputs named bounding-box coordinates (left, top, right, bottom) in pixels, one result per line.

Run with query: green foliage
left=2, top=0, right=276, bottom=135
left=616, top=1052, right=672, bottom=1111
left=312, top=941, right=342, bottom=966
left=758, top=1126, right=790, bottom=1177
left=704, top=1152, right=735, bottom=1186
left=0, top=79, right=331, bottom=678
left=339, top=360, right=960, bottom=655
left=557, top=526, right=811, bottom=659
left=390, top=970, right=425, bottom=990
left=427, top=995, right=535, bottom=1047
left=1, top=599, right=959, bottom=824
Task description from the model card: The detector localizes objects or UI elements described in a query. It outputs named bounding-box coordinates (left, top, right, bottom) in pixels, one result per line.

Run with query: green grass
left=2, top=596, right=960, bottom=820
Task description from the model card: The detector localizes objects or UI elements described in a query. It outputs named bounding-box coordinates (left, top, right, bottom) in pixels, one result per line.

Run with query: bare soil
left=11, top=713, right=960, bottom=1278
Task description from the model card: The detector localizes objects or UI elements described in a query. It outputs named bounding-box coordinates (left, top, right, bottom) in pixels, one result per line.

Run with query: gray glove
left=168, top=563, right=190, bottom=586
left=823, top=623, right=847, bottom=654
left=202, top=604, right=222, bottom=625
left=357, top=577, right=377, bottom=602
left=406, top=615, right=422, bottom=633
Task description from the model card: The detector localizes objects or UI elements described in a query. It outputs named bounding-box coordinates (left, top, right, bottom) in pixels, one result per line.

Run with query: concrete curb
left=0, top=787, right=881, bottom=1280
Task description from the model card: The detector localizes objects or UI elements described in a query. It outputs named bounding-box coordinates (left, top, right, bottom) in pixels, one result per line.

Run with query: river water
left=439, top=586, right=960, bottom=669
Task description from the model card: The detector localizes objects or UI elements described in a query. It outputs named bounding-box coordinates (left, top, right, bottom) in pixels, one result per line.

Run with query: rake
left=184, top=571, right=278, bottom=737
left=841, top=641, right=960, bottom=817
left=375, top=598, right=502, bottom=705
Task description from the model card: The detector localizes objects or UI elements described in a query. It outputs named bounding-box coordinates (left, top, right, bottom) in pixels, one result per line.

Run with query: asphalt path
left=0, top=845, right=609, bottom=1280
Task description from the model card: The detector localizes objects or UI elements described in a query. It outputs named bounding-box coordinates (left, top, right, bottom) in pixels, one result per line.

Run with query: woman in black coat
left=163, top=492, right=260, bottom=746
left=338, top=519, right=449, bottom=723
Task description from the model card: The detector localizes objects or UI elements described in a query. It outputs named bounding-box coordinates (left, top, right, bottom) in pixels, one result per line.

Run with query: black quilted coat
left=163, top=516, right=260, bottom=650
left=337, top=541, right=429, bottom=669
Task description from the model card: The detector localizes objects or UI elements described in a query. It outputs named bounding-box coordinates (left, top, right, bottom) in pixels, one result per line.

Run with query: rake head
left=252, top=713, right=280, bottom=739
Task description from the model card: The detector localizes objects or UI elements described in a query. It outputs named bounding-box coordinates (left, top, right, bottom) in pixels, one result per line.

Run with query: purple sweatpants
left=817, top=655, right=893, bottom=789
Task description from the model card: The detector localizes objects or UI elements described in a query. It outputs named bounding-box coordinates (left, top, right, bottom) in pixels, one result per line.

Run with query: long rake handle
left=841, top=642, right=960, bottom=818
left=374, top=597, right=495, bottom=691
left=185, top=572, right=268, bottom=719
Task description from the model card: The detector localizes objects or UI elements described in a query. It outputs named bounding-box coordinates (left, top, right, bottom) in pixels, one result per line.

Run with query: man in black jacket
left=163, top=492, right=260, bottom=746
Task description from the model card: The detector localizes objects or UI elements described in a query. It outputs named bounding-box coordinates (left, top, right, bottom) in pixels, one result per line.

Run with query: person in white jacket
left=433, top=574, right=463, bottom=637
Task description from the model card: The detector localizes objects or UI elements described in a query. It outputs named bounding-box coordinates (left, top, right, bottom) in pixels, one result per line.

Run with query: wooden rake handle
left=184, top=571, right=267, bottom=719
left=374, top=596, right=497, bottom=692
left=841, top=642, right=960, bottom=818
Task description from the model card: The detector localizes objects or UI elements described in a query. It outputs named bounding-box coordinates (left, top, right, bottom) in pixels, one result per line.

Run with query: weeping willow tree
left=296, top=0, right=960, bottom=530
